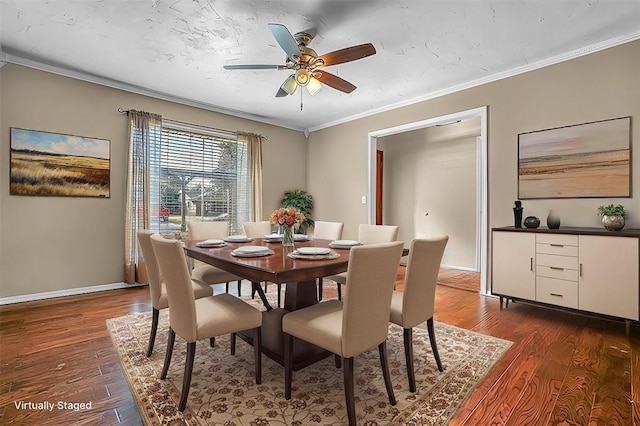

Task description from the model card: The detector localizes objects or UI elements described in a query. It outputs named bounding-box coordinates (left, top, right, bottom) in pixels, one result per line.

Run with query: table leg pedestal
left=239, top=279, right=331, bottom=370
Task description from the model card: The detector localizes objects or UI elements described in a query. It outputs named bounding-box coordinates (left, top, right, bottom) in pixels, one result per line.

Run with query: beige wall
left=383, top=119, right=480, bottom=269
left=0, top=64, right=307, bottom=298
left=308, top=41, right=640, bottom=247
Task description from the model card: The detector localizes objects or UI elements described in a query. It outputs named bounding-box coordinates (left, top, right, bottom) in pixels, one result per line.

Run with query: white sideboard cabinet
left=492, top=227, right=639, bottom=332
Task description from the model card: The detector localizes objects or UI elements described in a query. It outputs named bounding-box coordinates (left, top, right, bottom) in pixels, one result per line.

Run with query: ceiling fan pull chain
left=300, top=88, right=303, bottom=111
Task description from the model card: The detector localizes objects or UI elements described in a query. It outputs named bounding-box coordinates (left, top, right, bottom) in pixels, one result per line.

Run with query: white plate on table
left=329, top=239, right=361, bottom=248
left=231, top=245, right=273, bottom=257
left=263, top=233, right=283, bottom=241
left=293, top=234, right=310, bottom=241
left=196, top=239, right=226, bottom=248
left=224, top=235, right=252, bottom=243
left=294, top=247, right=330, bottom=255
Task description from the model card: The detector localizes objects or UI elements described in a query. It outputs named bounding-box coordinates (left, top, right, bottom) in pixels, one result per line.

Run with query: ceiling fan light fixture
left=295, top=68, right=311, bottom=86
left=306, top=77, right=322, bottom=96
left=281, top=74, right=297, bottom=95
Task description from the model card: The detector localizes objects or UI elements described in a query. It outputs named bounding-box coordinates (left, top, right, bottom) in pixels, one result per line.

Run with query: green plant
left=598, top=204, right=627, bottom=218
left=281, top=190, right=314, bottom=232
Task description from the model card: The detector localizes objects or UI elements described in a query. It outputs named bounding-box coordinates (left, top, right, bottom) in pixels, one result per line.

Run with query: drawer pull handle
left=579, top=263, right=582, bottom=277
left=549, top=293, right=563, bottom=297
left=550, top=244, right=564, bottom=247
left=549, top=267, right=564, bottom=270
left=530, top=257, right=533, bottom=271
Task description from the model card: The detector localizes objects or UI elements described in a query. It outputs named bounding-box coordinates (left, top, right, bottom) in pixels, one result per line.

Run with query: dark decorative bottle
left=513, top=200, right=523, bottom=228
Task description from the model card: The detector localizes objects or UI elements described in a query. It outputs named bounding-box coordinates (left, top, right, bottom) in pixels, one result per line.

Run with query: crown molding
left=4, top=28, right=639, bottom=135
left=3, top=53, right=306, bottom=132
left=307, top=29, right=640, bottom=133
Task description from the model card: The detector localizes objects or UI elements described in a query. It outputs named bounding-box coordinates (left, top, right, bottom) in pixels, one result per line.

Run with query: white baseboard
left=395, top=262, right=478, bottom=272
left=0, top=282, right=144, bottom=305
left=441, top=264, right=479, bottom=272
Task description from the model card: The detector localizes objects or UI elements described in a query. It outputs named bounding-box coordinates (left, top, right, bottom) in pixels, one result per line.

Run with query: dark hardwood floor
left=1, top=270, right=638, bottom=425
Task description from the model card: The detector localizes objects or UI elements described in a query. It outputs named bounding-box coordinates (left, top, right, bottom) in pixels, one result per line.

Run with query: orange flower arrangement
left=270, top=207, right=305, bottom=229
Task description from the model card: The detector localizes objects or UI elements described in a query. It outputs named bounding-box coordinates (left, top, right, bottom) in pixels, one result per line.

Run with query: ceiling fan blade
left=223, top=64, right=287, bottom=70
left=268, top=23, right=300, bottom=59
left=317, top=43, right=376, bottom=67
left=276, top=74, right=297, bottom=97
left=276, top=88, right=289, bottom=97
left=314, top=71, right=356, bottom=93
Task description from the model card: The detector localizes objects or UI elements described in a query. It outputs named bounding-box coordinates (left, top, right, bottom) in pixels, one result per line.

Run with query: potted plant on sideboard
left=598, top=204, right=627, bottom=231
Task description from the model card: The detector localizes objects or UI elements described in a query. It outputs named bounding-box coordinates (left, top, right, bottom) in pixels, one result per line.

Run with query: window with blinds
left=153, top=122, right=251, bottom=235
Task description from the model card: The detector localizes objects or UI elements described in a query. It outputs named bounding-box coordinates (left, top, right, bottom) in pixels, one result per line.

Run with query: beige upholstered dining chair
left=150, top=233, right=263, bottom=412
left=390, top=236, right=448, bottom=392
left=242, top=221, right=284, bottom=307
left=312, top=221, right=344, bottom=300
left=188, top=221, right=243, bottom=296
left=327, top=224, right=400, bottom=300
left=283, top=241, right=404, bottom=426
left=241, top=220, right=272, bottom=238
left=136, top=230, right=213, bottom=357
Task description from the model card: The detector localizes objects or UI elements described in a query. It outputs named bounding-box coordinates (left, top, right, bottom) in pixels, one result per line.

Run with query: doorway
left=367, top=106, right=488, bottom=293
left=376, top=150, right=383, bottom=225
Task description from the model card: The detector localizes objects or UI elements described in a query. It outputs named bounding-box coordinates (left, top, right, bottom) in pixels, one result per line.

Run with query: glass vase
left=282, top=225, right=294, bottom=246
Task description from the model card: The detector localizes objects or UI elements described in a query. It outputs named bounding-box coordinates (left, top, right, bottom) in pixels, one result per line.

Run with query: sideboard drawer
left=536, top=265, right=579, bottom=281
left=536, top=233, right=578, bottom=246
left=536, top=242, right=579, bottom=257
left=536, top=277, right=578, bottom=308
left=536, top=253, right=579, bottom=270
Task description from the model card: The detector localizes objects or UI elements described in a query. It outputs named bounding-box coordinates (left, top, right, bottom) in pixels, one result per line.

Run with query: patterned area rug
left=107, top=290, right=511, bottom=425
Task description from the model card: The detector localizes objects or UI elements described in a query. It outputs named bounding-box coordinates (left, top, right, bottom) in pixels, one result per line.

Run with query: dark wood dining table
left=184, top=237, right=350, bottom=370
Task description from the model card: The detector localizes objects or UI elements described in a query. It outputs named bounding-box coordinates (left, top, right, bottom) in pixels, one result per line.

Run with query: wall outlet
left=361, top=196, right=366, bottom=204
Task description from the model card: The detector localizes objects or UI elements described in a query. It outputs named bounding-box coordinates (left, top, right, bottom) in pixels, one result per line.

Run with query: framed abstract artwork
left=518, top=116, right=631, bottom=199
left=10, top=128, right=111, bottom=198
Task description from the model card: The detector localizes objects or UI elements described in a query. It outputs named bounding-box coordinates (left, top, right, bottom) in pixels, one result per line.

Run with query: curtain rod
left=117, top=108, right=268, bottom=141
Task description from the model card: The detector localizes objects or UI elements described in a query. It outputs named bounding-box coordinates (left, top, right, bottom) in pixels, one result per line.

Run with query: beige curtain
left=238, top=132, right=263, bottom=221
left=124, top=110, right=163, bottom=284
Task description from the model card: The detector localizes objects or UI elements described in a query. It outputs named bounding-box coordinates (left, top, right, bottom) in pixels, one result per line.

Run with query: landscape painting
left=10, top=128, right=110, bottom=197
left=518, top=117, right=631, bottom=199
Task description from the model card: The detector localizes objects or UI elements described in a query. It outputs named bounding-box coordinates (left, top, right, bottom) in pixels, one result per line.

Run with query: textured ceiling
left=2, top=0, right=640, bottom=132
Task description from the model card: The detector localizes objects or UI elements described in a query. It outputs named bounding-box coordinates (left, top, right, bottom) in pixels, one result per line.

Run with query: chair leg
left=237, top=280, right=242, bottom=297
left=318, top=277, right=324, bottom=301
left=225, top=282, right=230, bottom=293
left=343, top=357, right=356, bottom=426
left=284, top=333, right=294, bottom=400
left=253, top=327, right=262, bottom=384
left=427, top=317, right=443, bottom=372
left=277, top=284, right=282, bottom=308
left=146, top=307, right=160, bottom=357
left=210, top=337, right=215, bottom=348
left=334, top=354, right=341, bottom=368
left=337, top=283, right=342, bottom=300
left=231, top=332, right=236, bottom=355
left=379, top=341, right=397, bottom=405
left=160, top=328, right=176, bottom=380
left=403, top=328, right=416, bottom=392
left=178, top=341, right=196, bottom=411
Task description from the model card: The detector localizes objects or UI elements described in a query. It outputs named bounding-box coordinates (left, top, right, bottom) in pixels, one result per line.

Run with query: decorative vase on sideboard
left=547, top=210, right=560, bottom=229
left=524, top=216, right=540, bottom=229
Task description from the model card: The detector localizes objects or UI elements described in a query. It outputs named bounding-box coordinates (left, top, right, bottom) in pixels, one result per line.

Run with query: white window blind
left=152, top=122, right=251, bottom=235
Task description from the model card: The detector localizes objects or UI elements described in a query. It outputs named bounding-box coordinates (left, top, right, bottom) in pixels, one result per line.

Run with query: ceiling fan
left=223, top=23, right=376, bottom=97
